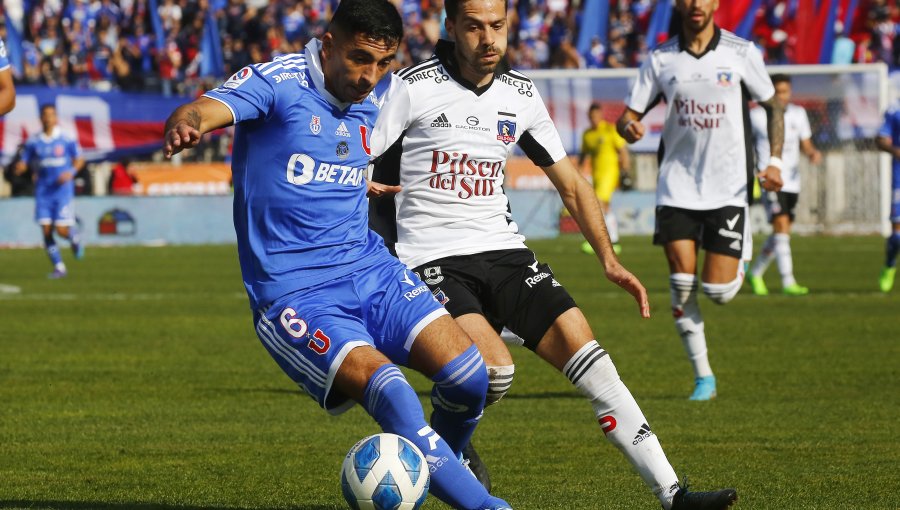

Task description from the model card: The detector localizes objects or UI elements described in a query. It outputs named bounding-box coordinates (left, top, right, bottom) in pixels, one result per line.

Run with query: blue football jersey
left=879, top=106, right=900, bottom=185
left=204, top=39, right=395, bottom=309
left=21, top=127, right=82, bottom=199
left=0, top=39, right=9, bottom=71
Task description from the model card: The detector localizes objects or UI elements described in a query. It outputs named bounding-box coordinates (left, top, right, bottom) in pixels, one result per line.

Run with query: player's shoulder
left=652, top=36, right=681, bottom=57
left=496, top=67, right=536, bottom=97
left=717, top=29, right=758, bottom=57
left=251, top=52, right=311, bottom=86
left=395, top=56, right=447, bottom=89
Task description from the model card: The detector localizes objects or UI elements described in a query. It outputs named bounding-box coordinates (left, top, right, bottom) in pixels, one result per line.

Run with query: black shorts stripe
left=570, top=349, right=610, bottom=386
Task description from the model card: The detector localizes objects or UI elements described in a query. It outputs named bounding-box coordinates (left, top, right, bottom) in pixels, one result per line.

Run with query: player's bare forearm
left=800, top=138, right=822, bottom=164
left=759, top=96, right=785, bottom=159
left=876, top=136, right=900, bottom=159
left=615, top=108, right=645, bottom=144
left=0, top=69, right=16, bottom=115
left=163, top=97, right=233, bottom=158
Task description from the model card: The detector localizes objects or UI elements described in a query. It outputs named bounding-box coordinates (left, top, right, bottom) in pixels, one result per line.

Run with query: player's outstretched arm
left=543, top=157, right=650, bottom=318
left=615, top=108, right=646, bottom=144
left=757, top=96, right=785, bottom=191
left=163, top=97, right=234, bottom=158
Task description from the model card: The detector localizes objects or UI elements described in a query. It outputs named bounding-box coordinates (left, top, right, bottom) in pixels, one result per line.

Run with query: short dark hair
left=328, top=0, right=403, bottom=46
left=589, top=102, right=602, bottom=113
left=445, top=0, right=509, bottom=20
left=771, top=74, right=791, bottom=86
left=40, top=103, right=56, bottom=115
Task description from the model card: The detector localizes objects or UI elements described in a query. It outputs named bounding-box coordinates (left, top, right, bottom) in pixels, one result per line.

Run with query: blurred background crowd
left=0, top=0, right=896, bottom=97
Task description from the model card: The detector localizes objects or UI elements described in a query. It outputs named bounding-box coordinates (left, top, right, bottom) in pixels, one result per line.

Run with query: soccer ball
left=340, top=433, right=430, bottom=510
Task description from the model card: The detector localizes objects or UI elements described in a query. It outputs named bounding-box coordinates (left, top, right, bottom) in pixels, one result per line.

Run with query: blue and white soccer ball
left=341, top=433, right=430, bottom=510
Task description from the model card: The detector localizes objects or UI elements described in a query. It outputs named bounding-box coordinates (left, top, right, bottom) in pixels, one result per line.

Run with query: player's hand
left=605, top=262, right=651, bottom=318
left=367, top=181, right=402, bottom=198
left=164, top=122, right=202, bottom=159
left=622, top=120, right=645, bottom=144
left=758, top=165, right=783, bottom=192
left=56, top=172, right=73, bottom=185
left=810, top=150, right=823, bottom=165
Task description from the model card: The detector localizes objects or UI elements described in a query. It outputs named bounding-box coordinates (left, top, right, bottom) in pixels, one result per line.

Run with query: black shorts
left=763, top=191, right=799, bottom=222
left=653, top=205, right=749, bottom=259
left=411, top=249, right=577, bottom=350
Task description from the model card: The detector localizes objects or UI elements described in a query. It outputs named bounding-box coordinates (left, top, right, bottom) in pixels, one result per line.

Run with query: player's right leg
left=362, top=261, right=511, bottom=509
left=55, top=201, right=84, bottom=260
left=656, top=207, right=714, bottom=400
left=880, top=200, right=900, bottom=292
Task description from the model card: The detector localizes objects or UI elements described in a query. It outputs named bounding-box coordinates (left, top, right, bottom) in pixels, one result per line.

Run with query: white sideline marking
left=0, top=284, right=22, bottom=294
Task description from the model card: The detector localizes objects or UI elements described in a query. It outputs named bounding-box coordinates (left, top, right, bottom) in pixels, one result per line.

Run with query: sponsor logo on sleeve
left=223, top=67, right=252, bottom=90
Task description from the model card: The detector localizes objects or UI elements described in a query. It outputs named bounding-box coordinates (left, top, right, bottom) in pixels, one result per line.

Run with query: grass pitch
left=1, top=236, right=897, bottom=509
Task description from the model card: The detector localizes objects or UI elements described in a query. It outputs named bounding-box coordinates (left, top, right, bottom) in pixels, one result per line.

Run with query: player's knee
left=669, top=273, right=698, bottom=310
left=485, top=365, right=514, bottom=407
left=431, top=344, right=488, bottom=419
left=702, top=276, right=743, bottom=305
left=363, top=364, right=427, bottom=437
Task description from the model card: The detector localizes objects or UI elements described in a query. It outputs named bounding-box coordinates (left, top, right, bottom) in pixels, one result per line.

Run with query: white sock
left=564, top=341, right=679, bottom=507
left=751, top=235, right=776, bottom=277
left=773, top=233, right=796, bottom=287
left=670, top=273, right=713, bottom=379
left=605, top=211, right=619, bottom=244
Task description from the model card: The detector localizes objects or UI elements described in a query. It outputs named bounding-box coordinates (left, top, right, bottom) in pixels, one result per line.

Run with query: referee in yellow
left=579, top=102, right=630, bottom=255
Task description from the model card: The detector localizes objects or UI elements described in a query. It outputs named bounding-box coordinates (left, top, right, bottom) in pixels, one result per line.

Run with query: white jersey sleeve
left=626, top=54, right=661, bottom=114
left=519, top=87, right=568, bottom=167
left=370, top=74, right=413, bottom=159
left=743, top=44, right=775, bottom=102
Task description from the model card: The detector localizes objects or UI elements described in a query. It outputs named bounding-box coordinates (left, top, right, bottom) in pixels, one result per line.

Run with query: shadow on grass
left=0, top=502, right=336, bottom=510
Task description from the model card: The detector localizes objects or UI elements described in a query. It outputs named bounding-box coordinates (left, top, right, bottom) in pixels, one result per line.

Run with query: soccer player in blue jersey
left=0, top=37, right=19, bottom=294
left=17, top=104, right=85, bottom=279
left=876, top=106, right=900, bottom=292
left=162, top=1, right=512, bottom=509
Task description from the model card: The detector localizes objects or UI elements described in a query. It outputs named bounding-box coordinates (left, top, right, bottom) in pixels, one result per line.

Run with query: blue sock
left=363, top=364, right=503, bottom=510
left=44, top=236, right=62, bottom=267
left=429, top=344, right=487, bottom=456
left=886, top=233, right=900, bottom=268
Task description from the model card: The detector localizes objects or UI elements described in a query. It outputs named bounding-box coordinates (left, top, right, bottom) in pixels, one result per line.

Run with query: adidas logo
left=335, top=122, right=351, bottom=137
left=632, top=423, right=653, bottom=445
left=431, top=113, right=451, bottom=128
left=729, top=239, right=741, bottom=251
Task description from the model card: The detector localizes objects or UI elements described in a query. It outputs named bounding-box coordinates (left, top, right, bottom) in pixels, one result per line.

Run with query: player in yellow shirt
left=579, top=102, right=630, bottom=255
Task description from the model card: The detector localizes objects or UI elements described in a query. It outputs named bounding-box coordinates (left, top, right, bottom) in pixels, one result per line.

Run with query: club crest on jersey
left=54, top=145, right=64, bottom=156
left=223, top=67, right=252, bottom=90
left=432, top=287, right=450, bottom=305
left=497, top=119, right=517, bottom=145
left=310, top=115, right=321, bottom=135
left=717, top=71, right=733, bottom=87
left=336, top=141, right=350, bottom=160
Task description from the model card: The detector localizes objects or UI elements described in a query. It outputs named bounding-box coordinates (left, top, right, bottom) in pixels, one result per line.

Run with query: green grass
left=1, top=236, right=898, bottom=509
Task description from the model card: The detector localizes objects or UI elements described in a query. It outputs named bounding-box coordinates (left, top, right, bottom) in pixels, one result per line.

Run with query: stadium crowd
left=1, top=0, right=898, bottom=96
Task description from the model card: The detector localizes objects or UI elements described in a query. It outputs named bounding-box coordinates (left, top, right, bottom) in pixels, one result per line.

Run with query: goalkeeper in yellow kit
left=579, top=102, right=630, bottom=255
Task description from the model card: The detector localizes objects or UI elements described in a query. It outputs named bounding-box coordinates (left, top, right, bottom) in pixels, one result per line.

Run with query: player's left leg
left=56, top=202, right=84, bottom=260
left=880, top=191, right=900, bottom=292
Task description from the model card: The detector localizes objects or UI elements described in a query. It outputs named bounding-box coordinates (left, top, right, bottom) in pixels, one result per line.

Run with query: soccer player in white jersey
left=748, top=74, right=822, bottom=296
left=616, top=0, right=785, bottom=401
left=369, top=1, right=737, bottom=508
left=163, top=2, right=513, bottom=508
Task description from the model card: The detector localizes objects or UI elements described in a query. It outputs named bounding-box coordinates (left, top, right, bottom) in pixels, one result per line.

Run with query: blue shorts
left=253, top=258, right=448, bottom=415
left=35, top=196, right=75, bottom=226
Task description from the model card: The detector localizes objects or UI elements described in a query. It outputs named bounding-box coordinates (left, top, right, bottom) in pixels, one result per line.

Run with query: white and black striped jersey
left=626, top=27, right=775, bottom=210
left=369, top=40, right=568, bottom=269
left=750, top=103, right=812, bottom=194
